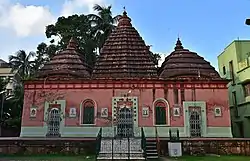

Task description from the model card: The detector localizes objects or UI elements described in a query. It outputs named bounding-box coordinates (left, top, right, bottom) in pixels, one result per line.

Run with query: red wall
left=22, top=81, right=230, bottom=128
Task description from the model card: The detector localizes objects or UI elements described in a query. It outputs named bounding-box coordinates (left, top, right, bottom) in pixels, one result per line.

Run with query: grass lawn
left=1, top=155, right=250, bottom=161
left=166, top=155, right=250, bottom=161
left=0, top=155, right=95, bottom=161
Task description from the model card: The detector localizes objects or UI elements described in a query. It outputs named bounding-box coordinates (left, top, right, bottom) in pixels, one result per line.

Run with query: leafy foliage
left=88, top=4, right=121, bottom=51
left=8, top=50, right=35, bottom=80
left=0, top=77, right=23, bottom=129
left=45, top=14, right=97, bottom=67
left=3, top=83, right=23, bottom=128
left=149, top=52, right=161, bottom=66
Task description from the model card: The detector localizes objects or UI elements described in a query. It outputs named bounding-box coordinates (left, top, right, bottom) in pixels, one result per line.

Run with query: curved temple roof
left=34, top=10, right=223, bottom=81
left=92, top=11, right=158, bottom=79
left=37, top=38, right=91, bottom=79
left=159, top=38, right=221, bottom=79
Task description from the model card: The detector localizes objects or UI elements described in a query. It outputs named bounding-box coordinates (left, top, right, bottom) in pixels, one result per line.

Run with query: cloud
left=61, top=0, right=112, bottom=17
left=0, top=0, right=112, bottom=62
left=0, top=0, right=55, bottom=37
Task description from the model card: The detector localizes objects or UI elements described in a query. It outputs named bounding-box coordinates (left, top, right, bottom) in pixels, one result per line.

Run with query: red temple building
left=20, top=11, right=232, bottom=139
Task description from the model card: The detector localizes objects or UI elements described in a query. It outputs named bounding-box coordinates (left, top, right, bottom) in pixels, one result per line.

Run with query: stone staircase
left=145, top=139, right=159, bottom=159
left=97, top=138, right=145, bottom=160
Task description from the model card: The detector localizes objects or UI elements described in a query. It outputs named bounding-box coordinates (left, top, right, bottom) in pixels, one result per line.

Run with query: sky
left=0, top=0, right=250, bottom=70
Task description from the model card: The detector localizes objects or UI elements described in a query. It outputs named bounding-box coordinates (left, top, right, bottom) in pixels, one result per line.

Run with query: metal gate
left=117, top=106, right=134, bottom=137
left=189, top=109, right=201, bottom=137
left=46, top=108, right=61, bottom=137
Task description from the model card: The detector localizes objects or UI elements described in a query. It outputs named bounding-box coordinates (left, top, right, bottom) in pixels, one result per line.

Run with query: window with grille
left=155, top=101, right=167, bottom=125
left=82, top=100, right=95, bottom=124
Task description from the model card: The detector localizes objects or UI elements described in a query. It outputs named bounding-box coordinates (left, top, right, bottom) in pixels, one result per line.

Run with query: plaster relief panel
left=214, top=106, right=222, bottom=117
left=69, top=107, right=77, bottom=118
left=30, top=106, right=37, bottom=118
left=142, top=107, right=149, bottom=117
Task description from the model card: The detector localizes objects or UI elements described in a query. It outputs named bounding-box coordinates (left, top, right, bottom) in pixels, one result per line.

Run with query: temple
left=20, top=10, right=232, bottom=138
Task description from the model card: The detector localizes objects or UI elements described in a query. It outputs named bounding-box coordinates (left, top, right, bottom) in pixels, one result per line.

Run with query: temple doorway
left=117, top=106, right=134, bottom=137
left=46, top=108, right=61, bottom=137
left=189, top=109, right=202, bottom=137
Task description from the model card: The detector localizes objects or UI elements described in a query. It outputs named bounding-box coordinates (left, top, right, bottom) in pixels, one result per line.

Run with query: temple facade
left=20, top=11, right=232, bottom=138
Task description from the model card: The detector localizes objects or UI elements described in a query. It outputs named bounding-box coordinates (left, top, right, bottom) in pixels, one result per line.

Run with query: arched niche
left=152, top=98, right=170, bottom=126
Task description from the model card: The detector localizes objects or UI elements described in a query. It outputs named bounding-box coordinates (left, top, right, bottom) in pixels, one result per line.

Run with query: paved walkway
left=160, top=157, right=175, bottom=161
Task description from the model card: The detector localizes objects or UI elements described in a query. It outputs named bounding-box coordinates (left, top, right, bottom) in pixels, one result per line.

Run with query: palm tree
left=9, top=50, right=35, bottom=80
left=88, top=4, right=121, bottom=51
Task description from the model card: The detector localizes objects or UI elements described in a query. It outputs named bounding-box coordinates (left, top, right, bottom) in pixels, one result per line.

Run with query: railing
left=128, top=137, right=130, bottom=160
left=141, top=127, right=147, bottom=160
left=98, top=127, right=144, bottom=160
left=169, top=128, right=180, bottom=142
left=155, top=126, right=160, bottom=156
left=111, top=136, right=114, bottom=160
left=95, top=128, right=102, bottom=161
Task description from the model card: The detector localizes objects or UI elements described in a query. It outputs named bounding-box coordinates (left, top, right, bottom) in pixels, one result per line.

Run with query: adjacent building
left=0, top=59, right=15, bottom=95
left=218, top=40, right=250, bottom=138
left=20, top=11, right=232, bottom=138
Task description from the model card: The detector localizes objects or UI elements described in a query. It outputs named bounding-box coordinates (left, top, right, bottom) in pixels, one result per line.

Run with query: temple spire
left=174, top=37, right=184, bottom=50
left=118, top=7, right=131, bottom=27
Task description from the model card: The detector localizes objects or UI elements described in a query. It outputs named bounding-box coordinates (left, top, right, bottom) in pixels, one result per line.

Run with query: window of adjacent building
left=155, top=101, right=167, bottom=125
left=81, top=100, right=95, bottom=124
left=232, top=91, right=238, bottom=117
left=222, top=66, right=226, bottom=75
left=243, top=83, right=250, bottom=97
left=229, top=61, right=235, bottom=84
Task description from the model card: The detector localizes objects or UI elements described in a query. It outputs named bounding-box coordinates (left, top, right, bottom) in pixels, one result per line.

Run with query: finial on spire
left=123, top=6, right=127, bottom=16
left=118, top=6, right=131, bottom=27
left=174, top=37, right=184, bottom=50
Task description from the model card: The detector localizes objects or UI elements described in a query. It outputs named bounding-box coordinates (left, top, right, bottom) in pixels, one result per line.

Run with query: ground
left=0, top=155, right=94, bottom=161
left=1, top=155, right=250, bottom=161
left=163, top=155, right=250, bottom=161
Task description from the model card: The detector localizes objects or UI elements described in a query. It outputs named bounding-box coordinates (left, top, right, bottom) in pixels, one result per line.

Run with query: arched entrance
left=46, top=108, right=61, bottom=137
left=189, top=110, right=201, bottom=137
left=117, top=106, right=134, bottom=137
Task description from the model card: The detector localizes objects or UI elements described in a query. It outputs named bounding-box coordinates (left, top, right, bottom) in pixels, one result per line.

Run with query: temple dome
left=159, top=38, right=221, bottom=79
left=92, top=10, right=158, bottom=79
left=37, top=38, right=91, bottom=79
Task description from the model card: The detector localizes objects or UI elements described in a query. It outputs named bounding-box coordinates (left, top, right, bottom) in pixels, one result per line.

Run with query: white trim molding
left=183, top=101, right=207, bottom=137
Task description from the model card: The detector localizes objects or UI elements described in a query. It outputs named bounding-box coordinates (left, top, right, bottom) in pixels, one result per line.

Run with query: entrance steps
left=97, top=138, right=145, bottom=160
left=146, top=139, right=159, bottom=159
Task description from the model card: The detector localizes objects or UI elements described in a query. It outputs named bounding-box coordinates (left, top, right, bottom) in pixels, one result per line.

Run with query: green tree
left=9, top=50, right=35, bottom=80
left=33, top=43, right=47, bottom=73
left=33, top=42, right=59, bottom=75
left=88, top=4, right=121, bottom=51
left=45, top=14, right=97, bottom=67
left=0, top=77, right=7, bottom=92
left=149, top=51, right=161, bottom=67
left=3, top=83, right=24, bottom=129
